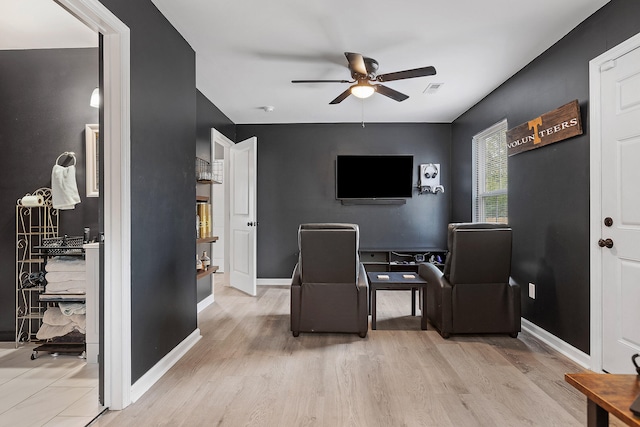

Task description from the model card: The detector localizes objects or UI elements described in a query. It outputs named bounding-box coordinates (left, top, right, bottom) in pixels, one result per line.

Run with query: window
left=472, top=119, right=508, bottom=223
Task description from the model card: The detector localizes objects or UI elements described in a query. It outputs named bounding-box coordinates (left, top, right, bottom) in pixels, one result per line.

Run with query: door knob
left=598, top=238, right=614, bottom=249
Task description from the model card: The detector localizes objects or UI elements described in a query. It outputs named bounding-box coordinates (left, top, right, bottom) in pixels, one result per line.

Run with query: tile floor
left=0, top=342, right=104, bottom=427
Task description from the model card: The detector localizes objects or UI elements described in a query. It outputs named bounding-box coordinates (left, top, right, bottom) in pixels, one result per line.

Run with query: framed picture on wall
left=85, top=124, right=99, bottom=197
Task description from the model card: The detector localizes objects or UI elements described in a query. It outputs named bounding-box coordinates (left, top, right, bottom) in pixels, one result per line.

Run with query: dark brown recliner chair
left=419, top=223, right=521, bottom=338
left=291, top=223, right=368, bottom=338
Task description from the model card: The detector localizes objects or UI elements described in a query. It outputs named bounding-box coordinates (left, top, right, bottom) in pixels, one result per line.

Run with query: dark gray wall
left=195, top=90, right=235, bottom=301
left=99, top=0, right=197, bottom=382
left=237, top=123, right=451, bottom=278
left=0, top=48, right=99, bottom=340
left=197, top=89, right=235, bottom=147
left=450, top=0, right=640, bottom=353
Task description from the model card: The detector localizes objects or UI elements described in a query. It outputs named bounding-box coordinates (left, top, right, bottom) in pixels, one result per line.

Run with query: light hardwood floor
left=94, top=276, right=615, bottom=427
left=0, top=342, right=103, bottom=427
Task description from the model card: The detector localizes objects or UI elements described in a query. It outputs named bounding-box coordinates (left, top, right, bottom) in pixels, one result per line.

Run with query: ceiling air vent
left=423, top=83, right=444, bottom=94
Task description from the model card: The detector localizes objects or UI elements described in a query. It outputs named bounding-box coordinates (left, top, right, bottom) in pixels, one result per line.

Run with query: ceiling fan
left=292, top=52, right=436, bottom=104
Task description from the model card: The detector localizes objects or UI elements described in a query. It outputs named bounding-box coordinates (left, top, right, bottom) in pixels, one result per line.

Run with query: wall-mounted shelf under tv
left=341, top=199, right=406, bottom=205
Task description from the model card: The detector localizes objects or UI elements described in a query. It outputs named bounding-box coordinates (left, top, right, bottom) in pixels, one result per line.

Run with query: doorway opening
left=55, top=0, right=132, bottom=410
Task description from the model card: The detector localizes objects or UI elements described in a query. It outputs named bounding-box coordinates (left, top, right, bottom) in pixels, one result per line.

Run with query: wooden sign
left=506, top=100, right=583, bottom=156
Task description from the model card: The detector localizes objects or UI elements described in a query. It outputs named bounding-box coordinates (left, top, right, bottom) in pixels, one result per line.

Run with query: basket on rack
left=41, top=235, right=84, bottom=255
left=196, top=157, right=223, bottom=184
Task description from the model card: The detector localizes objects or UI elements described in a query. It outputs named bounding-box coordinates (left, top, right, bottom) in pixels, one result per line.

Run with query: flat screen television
left=336, top=155, right=414, bottom=200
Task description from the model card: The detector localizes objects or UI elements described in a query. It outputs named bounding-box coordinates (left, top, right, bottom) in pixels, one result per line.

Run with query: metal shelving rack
left=196, top=157, right=220, bottom=288
left=15, top=188, right=58, bottom=346
left=196, top=157, right=223, bottom=184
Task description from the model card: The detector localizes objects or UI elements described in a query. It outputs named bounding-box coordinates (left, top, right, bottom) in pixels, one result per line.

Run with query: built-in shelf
left=196, top=265, right=219, bottom=280
left=196, top=158, right=218, bottom=304
left=197, top=236, right=218, bottom=244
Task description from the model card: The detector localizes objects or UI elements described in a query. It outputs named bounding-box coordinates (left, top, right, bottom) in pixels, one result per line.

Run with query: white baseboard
left=521, top=318, right=590, bottom=369
left=197, top=294, right=215, bottom=313
left=257, top=278, right=290, bottom=286
left=130, top=328, right=202, bottom=402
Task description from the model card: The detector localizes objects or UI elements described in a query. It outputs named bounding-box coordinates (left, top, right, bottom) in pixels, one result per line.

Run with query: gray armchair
left=290, top=223, right=368, bottom=338
left=419, top=222, right=521, bottom=338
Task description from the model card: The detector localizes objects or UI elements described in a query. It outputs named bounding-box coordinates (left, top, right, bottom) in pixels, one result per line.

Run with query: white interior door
left=229, top=137, right=257, bottom=296
left=600, top=45, right=640, bottom=373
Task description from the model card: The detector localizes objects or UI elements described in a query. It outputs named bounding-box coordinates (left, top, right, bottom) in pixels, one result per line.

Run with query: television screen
left=336, top=155, right=414, bottom=199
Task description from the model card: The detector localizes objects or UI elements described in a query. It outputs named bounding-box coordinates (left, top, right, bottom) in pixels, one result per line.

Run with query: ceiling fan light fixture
left=350, top=82, right=375, bottom=99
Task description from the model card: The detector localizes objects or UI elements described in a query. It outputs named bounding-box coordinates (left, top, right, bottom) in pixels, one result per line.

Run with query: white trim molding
left=257, top=278, right=290, bottom=286
left=130, top=329, right=202, bottom=403
left=521, top=318, right=591, bottom=369
left=85, top=123, right=99, bottom=197
left=211, top=129, right=233, bottom=275
left=588, top=30, right=640, bottom=374
left=197, top=294, right=215, bottom=313
left=55, top=0, right=132, bottom=410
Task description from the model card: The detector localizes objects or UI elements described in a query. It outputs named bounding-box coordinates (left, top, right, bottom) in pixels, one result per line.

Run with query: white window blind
left=472, top=119, right=508, bottom=223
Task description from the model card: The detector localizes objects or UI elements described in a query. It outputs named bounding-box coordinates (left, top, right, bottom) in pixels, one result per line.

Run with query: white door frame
left=211, top=129, right=233, bottom=274
left=55, top=0, right=131, bottom=409
left=589, top=31, right=640, bottom=373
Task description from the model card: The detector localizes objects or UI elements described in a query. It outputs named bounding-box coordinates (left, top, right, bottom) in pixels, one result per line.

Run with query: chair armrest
left=419, top=262, right=453, bottom=293
left=418, top=262, right=443, bottom=285
left=356, top=263, right=368, bottom=291
left=508, top=277, right=522, bottom=330
left=357, top=263, right=369, bottom=337
left=291, top=263, right=301, bottom=333
left=419, top=262, right=453, bottom=336
left=291, top=263, right=301, bottom=287
left=508, top=276, right=521, bottom=293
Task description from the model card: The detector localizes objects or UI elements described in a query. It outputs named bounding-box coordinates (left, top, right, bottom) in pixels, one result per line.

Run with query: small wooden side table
left=565, top=372, right=640, bottom=426
left=366, top=272, right=428, bottom=330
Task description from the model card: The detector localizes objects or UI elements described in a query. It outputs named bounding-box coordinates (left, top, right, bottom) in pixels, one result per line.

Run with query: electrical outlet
left=528, top=282, right=536, bottom=299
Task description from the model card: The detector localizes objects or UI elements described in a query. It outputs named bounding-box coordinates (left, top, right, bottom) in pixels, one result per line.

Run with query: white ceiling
left=150, top=0, right=610, bottom=124
left=2, top=0, right=610, bottom=124
left=0, top=0, right=96, bottom=49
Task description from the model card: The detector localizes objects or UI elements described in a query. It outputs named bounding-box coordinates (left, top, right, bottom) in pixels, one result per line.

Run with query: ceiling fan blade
left=363, top=56, right=379, bottom=76
left=375, top=84, right=409, bottom=102
left=292, top=79, right=351, bottom=83
left=329, top=88, right=352, bottom=104
left=376, top=66, right=437, bottom=82
left=344, top=52, right=367, bottom=76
